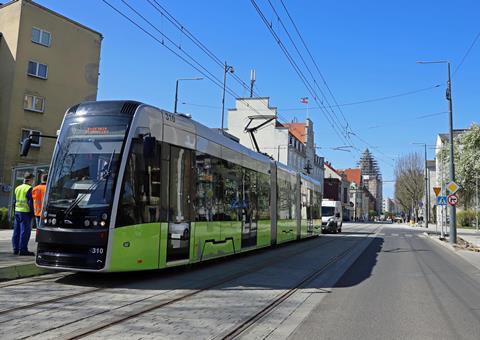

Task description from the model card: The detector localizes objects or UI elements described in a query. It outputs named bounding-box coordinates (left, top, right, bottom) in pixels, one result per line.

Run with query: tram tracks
left=58, top=225, right=379, bottom=340
left=220, top=225, right=381, bottom=339
left=2, top=224, right=379, bottom=339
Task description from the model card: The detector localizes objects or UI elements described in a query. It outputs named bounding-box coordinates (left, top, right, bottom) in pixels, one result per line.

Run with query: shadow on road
left=55, top=234, right=385, bottom=291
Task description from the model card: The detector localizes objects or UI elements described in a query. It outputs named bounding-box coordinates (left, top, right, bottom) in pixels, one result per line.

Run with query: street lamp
left=221, top=62, right=234, bottom=133
left=412, top=142, right=429, bottom=229
left=174, top=77, right=203, bottom=113
left=417, top=60, right=456, bottom=243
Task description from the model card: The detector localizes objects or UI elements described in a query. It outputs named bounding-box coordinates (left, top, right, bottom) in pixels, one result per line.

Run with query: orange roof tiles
left=338, top=168, right=362, bottom=186
left=283, top=123, right=306, bottom=143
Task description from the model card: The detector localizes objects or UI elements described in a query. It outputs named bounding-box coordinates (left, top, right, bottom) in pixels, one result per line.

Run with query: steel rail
left=60, top=225, right=378, bottom=339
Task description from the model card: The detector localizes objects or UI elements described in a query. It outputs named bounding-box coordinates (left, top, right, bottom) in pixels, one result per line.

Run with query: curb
left=423, top=232, right=480, bottom=271
left=0, top=263, right=52, bottom=281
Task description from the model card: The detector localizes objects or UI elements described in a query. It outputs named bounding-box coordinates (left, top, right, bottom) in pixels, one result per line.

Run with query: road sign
left=446, top=181, right=460, bottom=195
left=447, top=194, right=458, bottom=206
left=437, top=196, right=447, bottom=206
left=433, top=187, right=441, bottom=196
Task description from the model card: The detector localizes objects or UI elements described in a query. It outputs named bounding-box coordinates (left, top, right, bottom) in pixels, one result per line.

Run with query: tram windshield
left=46, top=115, right=130, bottom=214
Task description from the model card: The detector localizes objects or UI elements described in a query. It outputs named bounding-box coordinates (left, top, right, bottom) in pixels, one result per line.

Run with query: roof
left=438, top=129, right=469, bottom=142
left=338, top=168, right=361, bottom=186
left=0, top=0, right=102, bottom=37
left=283, top=123, right=306, bottom=143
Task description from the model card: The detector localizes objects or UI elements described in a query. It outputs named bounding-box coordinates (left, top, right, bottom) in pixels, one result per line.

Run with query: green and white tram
left=35, top=101, right=323, bottom=272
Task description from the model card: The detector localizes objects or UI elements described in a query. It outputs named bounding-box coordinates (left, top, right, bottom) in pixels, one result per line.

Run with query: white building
left=434, top=129, right=468, bottom=224
left=227, top=97, right=324, bottom=182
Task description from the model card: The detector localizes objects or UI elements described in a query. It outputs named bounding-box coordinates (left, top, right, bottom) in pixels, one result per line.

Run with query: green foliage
left=369, top=210, right=377, bottom=217
left=457, top=209, right=480, bottom=227
left=438, top=124, right=480, bottom=208
left=0, top=207, right=10, bottom=229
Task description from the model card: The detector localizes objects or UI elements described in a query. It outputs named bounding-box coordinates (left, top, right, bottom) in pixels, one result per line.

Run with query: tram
left=34, top=101, right=323, bottom=272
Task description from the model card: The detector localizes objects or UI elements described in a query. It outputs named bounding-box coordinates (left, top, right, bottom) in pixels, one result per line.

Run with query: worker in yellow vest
left=32, top=174, right=48, bottom=228
left=12, top=173, right=35, bottom=256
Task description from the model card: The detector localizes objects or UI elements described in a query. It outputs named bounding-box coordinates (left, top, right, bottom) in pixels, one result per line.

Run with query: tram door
left=166, top=146, right=194, bottom=262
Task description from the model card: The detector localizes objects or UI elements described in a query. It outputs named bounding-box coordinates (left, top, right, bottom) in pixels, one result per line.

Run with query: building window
left=20, top=129, right=41, bottom=147
left=27, top=60, right=48, bottom=79
left=24, top=94, right=45, bottom=113
left=31, top=27, right=51, bottom=47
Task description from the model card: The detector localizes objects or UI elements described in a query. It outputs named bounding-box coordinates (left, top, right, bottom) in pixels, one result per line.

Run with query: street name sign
left=437, top=196, right=447, bottom=206
left=447, top=194, right=458, bottom=206
left=433, top=187, right=441, bottom=196
left=446, top=181, right=460, bottom=194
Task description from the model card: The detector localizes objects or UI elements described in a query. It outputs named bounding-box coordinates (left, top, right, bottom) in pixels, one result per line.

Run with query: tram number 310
left=90, top=248, right=104, bottom=254
left=165, top=112, right=176, bottom=122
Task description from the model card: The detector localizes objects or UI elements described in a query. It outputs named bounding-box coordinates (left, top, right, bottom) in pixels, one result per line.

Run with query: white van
left=321, top=200, right=342, bottom=233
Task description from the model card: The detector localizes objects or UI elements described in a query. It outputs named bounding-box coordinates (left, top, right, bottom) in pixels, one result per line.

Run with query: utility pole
left=250, top=69, right=256, bottom=98
left=221, top=62, right=234, bottom=134
left=476, top=174, right=479, bottom=232
left=446, top=62, right=457, bottom=244
left=417, top=60, right=456, bottom=243
left=424, top=143, right=429, bottom=228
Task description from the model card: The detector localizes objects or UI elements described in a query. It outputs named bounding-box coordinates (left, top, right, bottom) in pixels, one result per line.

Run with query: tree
left=438, top=123, right=480, bottom=209
left=394, top=152, right=424, bottom=221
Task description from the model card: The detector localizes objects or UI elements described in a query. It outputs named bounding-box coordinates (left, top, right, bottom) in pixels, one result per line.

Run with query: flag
left=300, top=97, right=309, bottom=104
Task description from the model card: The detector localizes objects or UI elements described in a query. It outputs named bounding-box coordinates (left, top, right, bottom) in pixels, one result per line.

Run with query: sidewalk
left=0, top=229, right=51, bottom=281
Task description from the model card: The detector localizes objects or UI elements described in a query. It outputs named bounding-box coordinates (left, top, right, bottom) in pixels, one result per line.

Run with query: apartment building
left=0, top=0, right=102, bottom=206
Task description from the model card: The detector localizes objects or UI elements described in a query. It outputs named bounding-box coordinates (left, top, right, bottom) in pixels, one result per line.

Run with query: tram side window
left=223, top=160, right=242, bottom=222
left=116, top=139, right=161, bottom=227
left=257, top=172, right=270, bottom=220
left=169, top=146, right=192, bottom=222
left=312, top=190, right=321, bottom=219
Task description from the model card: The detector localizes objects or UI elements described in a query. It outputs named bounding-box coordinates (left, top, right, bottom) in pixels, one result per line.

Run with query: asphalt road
left=289, top=225, right=480, bottom=340
left=1, top=223, right=479, bottom=339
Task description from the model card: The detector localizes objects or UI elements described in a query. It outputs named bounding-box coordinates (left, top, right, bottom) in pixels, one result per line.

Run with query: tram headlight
left=101, top=213, right=108, bottom=220
left=47, top=219, right=51, bottom=224
left=43, top=218, right=48, bottom=224
left=43, top=211, right=48, bottom=218
left=51, top=218, right=57, bottom=226
left=100, top=221, right=106, bottom=227
left=92, top=220, right=98, bottom=227
left=84, top=219, right=90, bottom=227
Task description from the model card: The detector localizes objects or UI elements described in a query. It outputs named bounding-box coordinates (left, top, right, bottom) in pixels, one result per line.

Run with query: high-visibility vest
left=15, top=183, right=32, bottom=213
left=32, top=184, right=46, bottom=217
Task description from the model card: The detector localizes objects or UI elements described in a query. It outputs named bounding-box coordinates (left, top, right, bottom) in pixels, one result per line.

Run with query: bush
left=0, top=207, right=11, bottom=229
left=457, top=210, right=479, bottom=227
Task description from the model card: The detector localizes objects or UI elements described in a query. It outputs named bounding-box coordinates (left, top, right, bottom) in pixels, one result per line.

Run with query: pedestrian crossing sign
left=436, top=196, right=447, bottom=206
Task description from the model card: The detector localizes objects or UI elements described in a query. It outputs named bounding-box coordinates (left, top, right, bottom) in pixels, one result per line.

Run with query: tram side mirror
left=143, top=136, right=156, bottom=158
left=20, top=137, right=32, bottom=157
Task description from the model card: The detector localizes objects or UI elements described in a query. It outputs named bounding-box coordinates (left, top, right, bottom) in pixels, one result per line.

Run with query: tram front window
left=44, top=116, right=130, bottom=228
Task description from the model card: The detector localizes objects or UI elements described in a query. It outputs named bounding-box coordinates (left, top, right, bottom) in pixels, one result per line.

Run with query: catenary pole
left=447, top=62, right=457, bottom=244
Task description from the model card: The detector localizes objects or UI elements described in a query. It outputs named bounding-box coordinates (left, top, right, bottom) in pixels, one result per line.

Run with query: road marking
left=392, top=233, right=399, bottom=237
left=378, top=233, right=385, bottom=236
left=405, top=234, right=412, bottom=238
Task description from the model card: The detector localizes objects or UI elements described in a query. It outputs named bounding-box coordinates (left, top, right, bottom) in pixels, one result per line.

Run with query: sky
left=35, top=0, right=480, bottom=199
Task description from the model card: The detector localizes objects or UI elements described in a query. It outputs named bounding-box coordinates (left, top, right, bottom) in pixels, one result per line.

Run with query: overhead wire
left=250, top=0, right=352, bottom=147
left=453, top=29, right=480, bottom=76
left=145, top=0, right=292, bottom=126
left=104, top=0, right=288, bottom=135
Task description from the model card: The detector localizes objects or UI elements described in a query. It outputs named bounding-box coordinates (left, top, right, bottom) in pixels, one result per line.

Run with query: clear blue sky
left=36, top=0, right=479, bottom=199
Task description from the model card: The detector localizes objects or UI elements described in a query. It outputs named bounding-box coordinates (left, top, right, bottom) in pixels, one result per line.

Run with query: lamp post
left=413, top=142, right=429, bottom=229
left=221, top=62, right=234, bottom=133
left=173, top=77, right=203, bottom=113
left=417, top=60, right=456, bottom=243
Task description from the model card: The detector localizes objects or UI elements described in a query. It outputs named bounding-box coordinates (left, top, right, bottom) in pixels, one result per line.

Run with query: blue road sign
left=437, top=196, right=447, bottom=206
